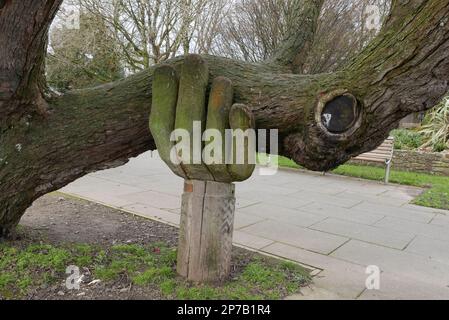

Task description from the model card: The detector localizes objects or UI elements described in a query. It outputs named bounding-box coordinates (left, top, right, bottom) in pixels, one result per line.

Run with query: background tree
left=211, top=0, right=293, bottom=62
left=213, top=0, right=391, bottom=73
left=49, top=0, right=391, bottom=80
left=1, top=0, right=449, bottom=238
left=47, top=8, right=124, bottom=90
left=78, top=0, right=226, bottom=73
left=302, top=0, right=391, bottom=73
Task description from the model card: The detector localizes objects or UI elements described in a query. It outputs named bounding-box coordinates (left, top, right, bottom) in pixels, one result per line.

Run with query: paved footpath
left=61, top=152, right=449, bottom=299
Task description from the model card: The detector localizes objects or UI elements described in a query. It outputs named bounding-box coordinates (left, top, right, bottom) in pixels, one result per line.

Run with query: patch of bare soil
left=2, top=193, right=259, bottom=300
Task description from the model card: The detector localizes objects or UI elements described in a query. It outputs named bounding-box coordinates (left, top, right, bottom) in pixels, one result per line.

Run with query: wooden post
left=177, top=180, right=236, bottom=282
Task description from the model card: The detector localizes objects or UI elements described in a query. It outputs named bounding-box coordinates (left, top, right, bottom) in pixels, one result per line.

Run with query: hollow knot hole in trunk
left=316, top=90, right=361, bottom=140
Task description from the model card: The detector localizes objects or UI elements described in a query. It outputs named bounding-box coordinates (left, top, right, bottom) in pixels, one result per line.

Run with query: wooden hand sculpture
left=150, top=54, right=255, bottom=282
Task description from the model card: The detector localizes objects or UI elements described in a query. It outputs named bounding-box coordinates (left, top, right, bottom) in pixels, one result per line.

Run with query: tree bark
left=0, top=0, right=60, bottom=124
left=269, top=0, right=325, bottom=73
left=1, top=0, right=449, bottom=237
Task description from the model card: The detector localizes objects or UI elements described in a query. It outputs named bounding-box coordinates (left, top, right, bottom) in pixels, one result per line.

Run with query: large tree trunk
left=1, top=0, right=449, bottom=237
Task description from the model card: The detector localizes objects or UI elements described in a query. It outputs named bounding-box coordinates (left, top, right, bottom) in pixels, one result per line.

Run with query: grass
left=0, top=241, right=310, bottom=300
left=265, top=154, right=449, bottom=211
left=0, top=243, right=89, bottom=299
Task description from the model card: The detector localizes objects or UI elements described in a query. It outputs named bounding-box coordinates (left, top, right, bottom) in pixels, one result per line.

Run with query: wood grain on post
left=177, top=180, right=236, bottom=282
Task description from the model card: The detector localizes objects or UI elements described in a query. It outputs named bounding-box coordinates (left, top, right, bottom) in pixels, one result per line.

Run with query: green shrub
left=391, top=129, right=423, bottom=150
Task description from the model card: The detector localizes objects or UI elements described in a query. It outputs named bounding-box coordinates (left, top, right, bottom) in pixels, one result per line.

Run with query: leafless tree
left=303, top=0, right=391, bottom=73
left=78, top=0, right=225, bottom=73
left=213, top=0, right=391, bottom=73
left=211, top=0, right=293, bottom=62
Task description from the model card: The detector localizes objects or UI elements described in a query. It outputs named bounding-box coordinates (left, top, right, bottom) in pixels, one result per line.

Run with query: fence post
left=177, top=180, right=236, bottom=282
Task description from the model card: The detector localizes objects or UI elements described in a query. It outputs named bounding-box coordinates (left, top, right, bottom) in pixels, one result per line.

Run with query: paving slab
left=234, top=198, right=261, bottom=209
left=233, top=231, right=275, bottom=250
left=238, top=203, right=326, bottom=228
left=262, top=242, right=353, bottom=270
left=374, top=216, right=449, bottom=243
left=289, top=190, right=363, bottom=209
left=234, top=212, right=267, bottom=230
left=242, top=220, right=349, bottom=255
left=235, top=180, right=301, bottom=195
left=237, top=192, right=313, bottom=209
left=287, top=286, right=347, bottom=300
left=256, top=173, right=319, bottom=187
left=430, top=213, right=449, bottom=226
left=295, top=183, right=349, bottom=196
left=300, top=202, right=385, bottom=225
left=405, top=236, right=449, bottom=265
left=312, top=264, right=368, bottom=299
left=262, top=242, right=367, bottom=299
left=116, top=190, right=181, bottom=210
left=310, top=218, right=415, bottom=250
left=331, top=240, right=449, bottom=287
left=351, top=202, right=435, bottom=223
left=338, top=182, right=393, bottom=196
left=358, top=271, right=449, bottom=300
left=336, top=191, right=411, bottom=207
